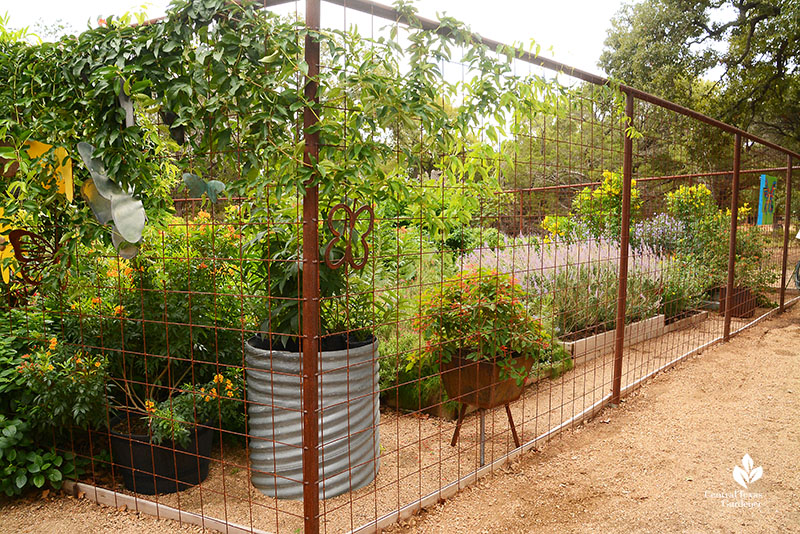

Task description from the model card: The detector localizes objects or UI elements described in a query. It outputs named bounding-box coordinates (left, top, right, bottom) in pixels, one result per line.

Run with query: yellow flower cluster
left=667, top=184, right=711, bottom=210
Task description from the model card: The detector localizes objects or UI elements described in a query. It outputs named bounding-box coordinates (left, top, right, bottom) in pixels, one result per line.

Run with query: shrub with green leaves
left=0, top=415, right=80, bottom=496
left=54, top=209, right=252, bottom=411
left=19, top=338, right=108, bottom=431
left=572, top=170, right=642, bottom=240
left=0, top=333, right=34, bottom=416
left=380, top=313, right=572, bottom=414
left=144, top=368, right=244, bottom=448
left=378, top=326, right=445, bottom=412
left=541, top=215, right=585, bottom=243
left=666, top=184, right=717, bottom=231
left=666, top=186, right=776, bottom=294
left=660, top=256, right=708, bottom=320
left=413, top=268, right=567, bottom=385
left=443, top=226, right=504, bottom=256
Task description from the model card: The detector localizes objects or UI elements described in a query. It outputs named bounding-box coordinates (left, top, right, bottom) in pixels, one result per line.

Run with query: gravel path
left=1, top=306, right=798, bottom=534
left=0, top=493, right=209, bottom=534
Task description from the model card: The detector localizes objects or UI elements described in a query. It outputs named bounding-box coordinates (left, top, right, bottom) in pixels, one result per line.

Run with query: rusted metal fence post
left=780, top=155, right=793, bottom=312
left=723, top=133, right=742, bottom=341
left=301, top=0, right=322, bottom=532
left=611, top=91, right=634, bottom=406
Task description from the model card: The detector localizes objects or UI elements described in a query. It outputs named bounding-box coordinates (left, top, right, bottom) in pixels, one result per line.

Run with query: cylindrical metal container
left=245, top=336, right=380, bottom=499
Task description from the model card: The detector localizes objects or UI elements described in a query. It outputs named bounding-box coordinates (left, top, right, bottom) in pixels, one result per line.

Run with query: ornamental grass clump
left=461, top=233, right=664, bottom=299
left=413, top=268, right=565, bottom=385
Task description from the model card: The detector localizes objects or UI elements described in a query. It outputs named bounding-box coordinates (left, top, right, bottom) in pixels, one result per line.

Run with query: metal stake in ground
left=780, top=155, right=793, bottom=312
left=611, top=91, right=634, bottom=406
left=301, top=0, right=322, bottom=532
left=724, top=134, right=742, bottom=341
left=479, top=409, right=486, bottom=467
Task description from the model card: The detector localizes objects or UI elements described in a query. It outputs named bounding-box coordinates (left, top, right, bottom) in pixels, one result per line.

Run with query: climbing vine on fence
left=0, top=0, right=625, bottom=294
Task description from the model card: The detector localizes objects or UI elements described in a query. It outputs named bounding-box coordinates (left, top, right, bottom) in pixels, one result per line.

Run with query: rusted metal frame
left=500, top=165, right=800, bottom=195
left=323, top=0, right=617, bottom=88
left=625, top=90, right=799, bottom=159
left=319, top=0, right=800, bottom=160
left=323, top=203, right=375, bottom=270
left=723, top=134, right=742, bottom=341
left=302, top=0, right=322, bottom=531
left=780, top=155, right=793, bottom=311
left=611, top=91, right=634, bottom=406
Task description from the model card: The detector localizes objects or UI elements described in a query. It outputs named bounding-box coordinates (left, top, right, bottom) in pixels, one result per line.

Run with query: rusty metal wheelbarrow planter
left=440, top=349, right=534, bottom=454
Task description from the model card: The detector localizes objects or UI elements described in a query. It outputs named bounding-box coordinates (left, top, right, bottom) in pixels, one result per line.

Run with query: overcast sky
left=3, top=0, right=628, bottom=76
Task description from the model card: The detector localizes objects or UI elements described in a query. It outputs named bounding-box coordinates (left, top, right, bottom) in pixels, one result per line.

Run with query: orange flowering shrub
left=143, top=369, right=244, bottom=447
left=413, top=268, right=566, bottom=385
left=18, top=338, right=108, bottom=430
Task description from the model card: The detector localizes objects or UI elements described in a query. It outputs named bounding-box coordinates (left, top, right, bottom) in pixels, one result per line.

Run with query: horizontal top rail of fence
left=283, top=0, right=799, bottom=161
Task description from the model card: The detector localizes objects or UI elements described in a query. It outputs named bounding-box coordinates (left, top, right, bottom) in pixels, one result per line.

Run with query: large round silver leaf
left=111, top=193, right=146, bottom=243
left=111, top=225, right=140, bottom=259
left=118, top=79, right=134, bottom=128
left=76, top=142, right=123, bottom=200
left=182, top=173, right=206, bottom=198
left=182, top=173, right=226, bottom=203
left=206, top=180, right=225, bottom=203
left=81, top=178, right=113, bottom=225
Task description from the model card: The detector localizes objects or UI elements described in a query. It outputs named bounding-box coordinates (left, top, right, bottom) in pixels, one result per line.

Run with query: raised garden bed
left=560, top=314, right=666, bottom=364
left=664, top=311, right=709, bottom=334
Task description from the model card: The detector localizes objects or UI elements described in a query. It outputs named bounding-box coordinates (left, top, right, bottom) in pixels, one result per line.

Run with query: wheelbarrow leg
left=505, top=404, right=521, bottom=448
left=450, top=403, right=468, bottom=447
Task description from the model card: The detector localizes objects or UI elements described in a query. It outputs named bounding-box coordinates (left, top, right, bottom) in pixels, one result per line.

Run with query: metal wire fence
left=1, top=1, right=798, bottom=534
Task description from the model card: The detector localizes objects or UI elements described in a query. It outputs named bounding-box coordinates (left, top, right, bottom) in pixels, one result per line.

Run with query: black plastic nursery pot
left=109, top=416, right=213, bottom=495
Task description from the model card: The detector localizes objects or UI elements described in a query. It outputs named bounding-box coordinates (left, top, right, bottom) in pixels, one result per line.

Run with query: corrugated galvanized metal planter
left=245, top=336, right=380, bottom=500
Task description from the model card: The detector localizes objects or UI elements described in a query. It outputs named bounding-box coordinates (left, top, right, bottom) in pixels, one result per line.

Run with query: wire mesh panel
left=0, top=1, right=799, bottom=534
left=1, top=2, right=313, bottom=531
